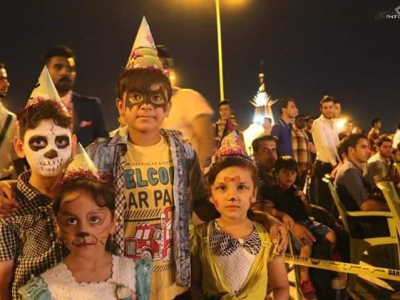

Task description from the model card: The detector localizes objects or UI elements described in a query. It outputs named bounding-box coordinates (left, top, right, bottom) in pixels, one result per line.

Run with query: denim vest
left=86, top=127, right=207, bottom=287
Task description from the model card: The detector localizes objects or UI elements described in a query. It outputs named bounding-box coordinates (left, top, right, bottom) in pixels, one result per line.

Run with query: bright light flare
left=243, top=123, right=264, bottom=155
left=250, top=91, right=270, bottom=107
left=335, top=118, right=347, bottom=132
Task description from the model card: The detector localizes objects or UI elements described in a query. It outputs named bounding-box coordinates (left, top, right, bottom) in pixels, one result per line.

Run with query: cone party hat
left=125, top=16, right=163, bottom=70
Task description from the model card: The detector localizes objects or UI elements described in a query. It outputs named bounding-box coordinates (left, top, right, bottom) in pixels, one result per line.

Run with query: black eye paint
left=28, top=136, right=47, bottom=152
left=125, top=84, right=168, bottom=111
left=55, top=135, right=70, bottom=149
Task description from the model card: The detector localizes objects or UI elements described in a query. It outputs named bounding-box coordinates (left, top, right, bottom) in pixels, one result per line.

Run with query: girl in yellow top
left=190, top=134, right=289, bottom=300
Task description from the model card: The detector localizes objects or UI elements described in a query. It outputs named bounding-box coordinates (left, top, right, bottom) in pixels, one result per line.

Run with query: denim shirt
left=86, top=127, right=208, bottom=287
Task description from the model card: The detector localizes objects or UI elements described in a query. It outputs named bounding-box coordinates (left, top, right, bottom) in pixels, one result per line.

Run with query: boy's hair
left=333, top=98, right=341, bottom=105
left=0, top=62, right=5, bottom=69
left=18, top=100, right=72, bottom=139
left=279, top=97, right=294, bottom=114
left=116, top=68, right=172, bottom=101
left=319, top=95, right=334, bottom=108
left=53, top=176, right=115, bottom=217
left=43, top=45, right=76, bottom=65
left=218, top=99, right=232, bottom=109
left=371, top=117, right=381, bottom=128
left=344, top=133, right=367, bottom=155
left=376, top=135, right=392, bottom=147
left=207, top=156, right=258, bottom=189
left=274, top=156, right=298, bottom=173
left=252, top=135, right=277, bottom=153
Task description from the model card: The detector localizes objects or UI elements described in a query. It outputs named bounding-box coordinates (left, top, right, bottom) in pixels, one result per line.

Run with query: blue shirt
left=271, top=119, right=293, bottom=157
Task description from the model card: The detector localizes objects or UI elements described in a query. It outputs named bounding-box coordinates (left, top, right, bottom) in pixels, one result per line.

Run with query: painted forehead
left=24, top=120, right=72, bottom=139
left=126, top=79, right=168, bottom=94
left=59, top=192, right=107, bottom=212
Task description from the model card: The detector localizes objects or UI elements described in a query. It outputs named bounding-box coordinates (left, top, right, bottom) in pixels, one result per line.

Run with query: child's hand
left=282, top=214, right=295, bottom=228
left=295, top=190, right=307, bottom=203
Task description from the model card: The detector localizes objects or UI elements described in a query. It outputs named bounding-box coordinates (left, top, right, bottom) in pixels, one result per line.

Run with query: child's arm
left=0, top=260, right=13, bottom=299
left=267, top=206, right=295, bottom=229
left=295, top=190, right=313, bottom=216
left=190, top=257, right=205, bottom=300
left=267, top=257, right=290, bottom=300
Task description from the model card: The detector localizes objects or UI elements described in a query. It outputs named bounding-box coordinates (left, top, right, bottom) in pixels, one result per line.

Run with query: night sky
left=1, top=0, right=399, bottom=133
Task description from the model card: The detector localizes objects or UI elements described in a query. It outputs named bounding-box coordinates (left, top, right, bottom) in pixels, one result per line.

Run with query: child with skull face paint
left=19, top=173, right=137, bottom=300
left=0, top=96, right=76, bottom=300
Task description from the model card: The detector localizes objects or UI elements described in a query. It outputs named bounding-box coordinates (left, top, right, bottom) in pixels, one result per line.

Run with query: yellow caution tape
left=284, top=254, right=400, bottom=281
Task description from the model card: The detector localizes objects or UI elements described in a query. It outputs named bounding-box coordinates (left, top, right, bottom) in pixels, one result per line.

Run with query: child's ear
left=164, top=101, right=172, bottom=118
left=250, top=187, right=258, bottom=204
left=109, top=212, right=117, bottom=234
left=54, top=217, right=61, bottom=236
left=71, top=134, right=77, bottom=154
left=14, top=136, right=25, bottom=158
left=116, top=98, right=124, bottom=115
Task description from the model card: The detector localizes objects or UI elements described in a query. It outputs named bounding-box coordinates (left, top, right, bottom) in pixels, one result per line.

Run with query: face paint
left=23, top=120, right=72, bottom=177
left=125, top=83, right=168, bottom=110
left=57, top=191, right=114, bottom=256
left=224, top=176, right=241, bottom=183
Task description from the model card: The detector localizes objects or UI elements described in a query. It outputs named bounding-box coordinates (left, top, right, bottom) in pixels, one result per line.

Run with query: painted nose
left=77, top=232, right=90, bottom=238
left=44, top=149, right=58, bottom=159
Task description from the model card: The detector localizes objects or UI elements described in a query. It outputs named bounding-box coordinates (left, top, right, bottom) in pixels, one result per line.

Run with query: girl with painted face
left=189, top=135, right=289, bottom=300
left=19, top=174, right=137, bottom=300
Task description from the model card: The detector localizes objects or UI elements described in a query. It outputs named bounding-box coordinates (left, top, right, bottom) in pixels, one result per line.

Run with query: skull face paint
left=23, top=120, right=72, bottom=177
left=57, top=191, right=114, bottom=257
left=125, top=83, right=168, bottom=111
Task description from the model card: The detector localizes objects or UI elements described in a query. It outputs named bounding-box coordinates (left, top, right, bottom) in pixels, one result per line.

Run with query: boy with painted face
left=0, top=71, right=76, bottom=299
left=87, top=18, right=212, bottom=300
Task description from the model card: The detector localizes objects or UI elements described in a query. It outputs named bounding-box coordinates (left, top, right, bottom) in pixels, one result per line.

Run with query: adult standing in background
left=271, top=97, right=298, bottom=157
left=44, top=45, right=108, bottom=147
left=312, top=96, right=339, bottom=211
left=392, top=121, right=400, bottom=149
left=157, top=45, right=214, bottom=166
left=0, top=63, right=19, bottom=180
left=367, top=117, right=382, bottom=153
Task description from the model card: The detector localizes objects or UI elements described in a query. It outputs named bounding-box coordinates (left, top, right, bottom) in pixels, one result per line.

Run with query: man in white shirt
left=393, top=122, right=400, bottom=149
left=157, top=45, right=214, bottom=167
left=0, top=63, right=19, bottom=180
left=311, top=95, right=339, bottom=212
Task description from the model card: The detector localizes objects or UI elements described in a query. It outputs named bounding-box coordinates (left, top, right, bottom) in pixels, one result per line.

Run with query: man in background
left=0, top=63, right=19, bottom=180
left=157, top=45, right=214, bottom=166
left=44, top=45, right=108, bottom=147
left=271, top=97, right=298, bottom=157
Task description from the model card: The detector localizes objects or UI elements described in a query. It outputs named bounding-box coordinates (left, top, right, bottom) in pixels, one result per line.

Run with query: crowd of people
left=0, top=16, right=399, bottom=300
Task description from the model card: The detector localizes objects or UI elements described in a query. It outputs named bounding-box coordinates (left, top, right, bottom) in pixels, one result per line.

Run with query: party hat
left=125, top=16, right=163, bottom=70
left=64, top=143, right=98, bottom=176
left=27, top=66, right=63, bottom=107
left=205, top=132, right=254, bottom=174
left=216, top=131, right=249, bottom=159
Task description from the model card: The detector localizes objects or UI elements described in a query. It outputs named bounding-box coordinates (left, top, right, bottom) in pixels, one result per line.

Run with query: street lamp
left=215, top=0, right=225, bottom=101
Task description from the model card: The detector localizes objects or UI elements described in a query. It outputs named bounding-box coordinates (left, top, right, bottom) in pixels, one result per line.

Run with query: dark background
left=1, top=0, right=399, bottom=132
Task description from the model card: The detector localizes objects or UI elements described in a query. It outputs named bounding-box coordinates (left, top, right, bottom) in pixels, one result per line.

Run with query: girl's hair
left=53, top=176, right=115, bottom=216
left=207, top=156, right=258, bottom=187
left=274, top=156, right=298, bottom=173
